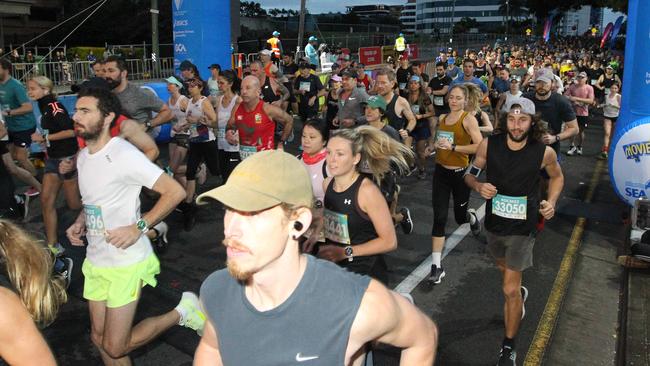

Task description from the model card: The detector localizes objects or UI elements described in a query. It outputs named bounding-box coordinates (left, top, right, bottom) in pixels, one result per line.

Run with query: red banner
left=405, top=44, right=419, bottom=60
left=358, top=46, right=382, bottom=66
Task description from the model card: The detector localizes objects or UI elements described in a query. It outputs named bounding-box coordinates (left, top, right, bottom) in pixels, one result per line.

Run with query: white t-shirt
left=77, top=137, right=163, bottom=267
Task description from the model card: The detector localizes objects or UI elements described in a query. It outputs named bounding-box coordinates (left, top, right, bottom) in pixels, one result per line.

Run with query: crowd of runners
left=0, top=33, right=624, bottom=365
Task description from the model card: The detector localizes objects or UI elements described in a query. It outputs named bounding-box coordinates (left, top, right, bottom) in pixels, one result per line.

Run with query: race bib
left=84, top=204, right=106, bottom=236
left=323, top=209, right=351, bottom=244
left=591, top=79, right=597, bottom=85
left=239, top=145, right=257, bottom=160
left=411, top=105, right=420, bottom=115
left=217, top=127, right=226, bottom=140
left=492, top=194, right=527, bottom=220
left=299, top=81, right=311, bottom=92
left=434, top=96, right=444, bottom=106
left=436, top=130, right=454, bottom=144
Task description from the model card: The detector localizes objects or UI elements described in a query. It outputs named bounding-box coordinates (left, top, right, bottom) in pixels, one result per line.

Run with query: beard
left=535, top=87, right=550, bottom=96
left=75, top=118, right=106, bottom=141
left=223, top=238, right=254, bottom=282
left=508, top=128, right=530, bottom=143
left=105, top=76, right=121, bottom=90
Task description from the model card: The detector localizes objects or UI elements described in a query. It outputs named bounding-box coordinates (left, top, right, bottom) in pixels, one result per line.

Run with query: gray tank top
left=200, top=255, right=371, bottom=365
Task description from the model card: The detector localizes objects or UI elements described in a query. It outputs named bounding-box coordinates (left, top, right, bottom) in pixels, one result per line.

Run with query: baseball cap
left=165, top=75, right=183, bottom=88
left=259, top=49, right=273, bottom=57
left=509, top=77, right=520, bottom=83
left=208, top=63, right=221, bottom=70
left=577, top=71, right=588, bottom=78
left=366, top=95, right=387, bottom=111
left=179, top=60, right=194, bottom=70
left=308, top=36, right=318, bottom=42
left=535, top=74, right=553, bottom=84
left=272, top=31, right=280, bottom=36
left=605, top=64, right=614, bottom=69
left=504, top=97, right=536, bottom=115
left=196, top=150, right=313, bottom=211
left=79, top=77, right=110, bottom=90
left=410, top=75, right=421, bottom=83
left=330, top=74, right=342, bottom=82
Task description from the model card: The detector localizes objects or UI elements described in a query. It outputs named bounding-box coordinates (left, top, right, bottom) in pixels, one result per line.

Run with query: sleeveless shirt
left=200, top=255, right=370, bottom=365
left=435, top=111, right=472, bottom=167
left=185, top=96, right=215, bottom=143
left=261, top=77, right=280, bottom=104
left=233, top=100, right=276, bottom=160
left=485, top=133, right=546, bottom=235
left=168, top=94, right=188, bottom=137
left=216, top=95, right=239, bottom=152
left=385, top=93, right=406, bottom=131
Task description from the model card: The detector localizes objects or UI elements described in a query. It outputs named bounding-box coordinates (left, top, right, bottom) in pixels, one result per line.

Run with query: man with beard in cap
left=465, top=97, right=563, bottom=366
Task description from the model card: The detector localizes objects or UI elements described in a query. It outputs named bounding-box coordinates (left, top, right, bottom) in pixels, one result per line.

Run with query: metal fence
left=10, top=57, right=176, bottom=86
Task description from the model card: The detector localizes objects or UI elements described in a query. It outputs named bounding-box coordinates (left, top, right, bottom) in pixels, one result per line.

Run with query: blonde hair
left=27, top=76, right=55, bottom=98
left=331, top=125, right=414, bottom=181
left=0, top=220, right=67, bottom=327
left=463, top=83, right=483, bottom=113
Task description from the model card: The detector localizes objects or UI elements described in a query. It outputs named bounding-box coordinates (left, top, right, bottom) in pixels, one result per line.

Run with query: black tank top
left=485, top=133, right=546, bottom=235
left=261, top=77, right=280, bottom=104
left=474, top=63, right=488, bottom=78
left=324, top=175, right=386, bottom=280
left=602, top=74, right=616, bottom=88
left=385, top=93, right=406, bottom=130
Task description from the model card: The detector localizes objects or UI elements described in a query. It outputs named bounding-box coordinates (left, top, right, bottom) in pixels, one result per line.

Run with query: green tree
left=240, top=1, right=267, bottom=17
left=453, top=17, right=479, bottom=34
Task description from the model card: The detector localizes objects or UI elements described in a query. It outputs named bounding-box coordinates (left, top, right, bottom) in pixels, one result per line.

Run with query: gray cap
left=535, top=74, right=553, bottom=84
left=504, top=97, right=536, bottom=115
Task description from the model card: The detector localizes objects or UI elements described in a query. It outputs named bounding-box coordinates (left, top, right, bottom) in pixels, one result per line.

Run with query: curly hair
left=495, top=110, right=548, bottom=143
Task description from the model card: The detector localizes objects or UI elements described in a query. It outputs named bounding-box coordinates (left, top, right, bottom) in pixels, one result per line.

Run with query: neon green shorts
left=82, top=254, right=160, bottom=308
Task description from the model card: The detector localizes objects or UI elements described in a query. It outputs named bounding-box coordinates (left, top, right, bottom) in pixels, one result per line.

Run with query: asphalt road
left=22, top=115, right=627, bottom=365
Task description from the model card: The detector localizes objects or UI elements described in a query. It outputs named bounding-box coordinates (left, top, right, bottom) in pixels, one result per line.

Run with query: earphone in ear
left=294, top=221, right=304, bottom=231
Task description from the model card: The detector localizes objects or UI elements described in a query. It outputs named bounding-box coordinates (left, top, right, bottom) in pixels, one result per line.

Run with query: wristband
left=451, top=144, right=456, bottom=151
left=555, top=135, right=560, bottom=142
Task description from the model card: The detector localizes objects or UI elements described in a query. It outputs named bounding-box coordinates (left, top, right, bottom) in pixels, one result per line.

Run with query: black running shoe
left=400, top=207, right=414, bottom=234
left=467, top=208, right=481, bottom=236
left=429, top=265, right=445, bottom=284
left=55, top=256, right=74, bottom=289
left=14, top=194, right=28, bottom=220
left=497, top=345, right=516, bottom=366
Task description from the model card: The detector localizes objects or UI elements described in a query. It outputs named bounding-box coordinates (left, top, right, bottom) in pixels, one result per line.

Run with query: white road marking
left=393, top=203, right=486, bottom=294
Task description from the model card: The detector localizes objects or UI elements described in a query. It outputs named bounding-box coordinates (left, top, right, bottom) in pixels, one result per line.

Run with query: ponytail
left=331, top=126, right=414, bottom=181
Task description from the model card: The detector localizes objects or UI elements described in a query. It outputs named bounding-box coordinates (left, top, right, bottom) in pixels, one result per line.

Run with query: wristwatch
left=451, top=143, right=457, bottom=151
left=145, top=121, right=152, bottom=131
left=5, top=110, right=10, bottom=117
left=136, top=218, right=149, bottom=234
left=344, top=245, right=354, bottom=262
left=555, top=135, right=561, bottom=142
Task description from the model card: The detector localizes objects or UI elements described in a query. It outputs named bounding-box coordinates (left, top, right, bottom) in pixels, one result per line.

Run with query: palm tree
left=499, top=0, right=527, bottom=22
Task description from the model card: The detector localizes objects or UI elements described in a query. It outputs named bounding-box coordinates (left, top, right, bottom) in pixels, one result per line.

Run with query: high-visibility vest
left=395, top=37, right=406, bottom=52
left=267, top=37, right=281, bottom=58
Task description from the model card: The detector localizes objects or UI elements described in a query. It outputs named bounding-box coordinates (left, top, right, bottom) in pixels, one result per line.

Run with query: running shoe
left=521, top=286, right=528, bottom=320
left=151, top=221, right=169, bottom=254
left=467, top=208, right=481, bottom=236
left=497, top=345, right=516, bottom=366
left=429, top=265, right=445, bottom=284
left=54, top=256, right=73, bottom=289
left=399, top=207, right=414, bottom=234
left=598, top=151, right=608, bottom=160
left=14, top=194, right=28, bottom=220
left=566, top=145, right=577, bottom=156
left=176, top=292, right=206, bottom=336
left=577, top=147, right=583, bottom=156
left=24, top=186, right=40, bottom=197
left=49, top=242, right=66, bottom=257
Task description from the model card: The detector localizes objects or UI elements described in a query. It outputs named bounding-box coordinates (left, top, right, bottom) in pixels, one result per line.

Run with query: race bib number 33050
left=492, top=194, right=527, bottom=220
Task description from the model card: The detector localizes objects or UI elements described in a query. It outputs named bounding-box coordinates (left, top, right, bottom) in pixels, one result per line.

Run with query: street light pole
left=297, top=0, right=307, bottom=56
left=506, top=0, right=509, bottom=41
left=151, top=0, right=160, bottom=72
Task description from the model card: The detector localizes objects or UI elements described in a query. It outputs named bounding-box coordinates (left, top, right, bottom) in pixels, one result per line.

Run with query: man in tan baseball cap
left=193, top=149, right=438, bottom=365
left=197, top=149, right=313, bottom=211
